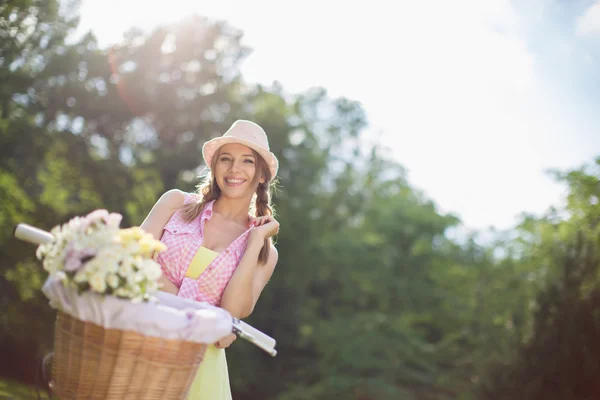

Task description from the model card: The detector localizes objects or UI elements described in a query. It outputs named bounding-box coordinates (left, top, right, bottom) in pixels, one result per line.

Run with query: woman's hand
left=214, top=333, right=237, bottom=349
left=157, top=275, right=179, bottom=295
left=250, top=215, right=280, bottom=243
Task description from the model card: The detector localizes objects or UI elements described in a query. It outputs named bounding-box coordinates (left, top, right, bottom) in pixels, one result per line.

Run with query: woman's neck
left=213, top=196, right=252, bottom=225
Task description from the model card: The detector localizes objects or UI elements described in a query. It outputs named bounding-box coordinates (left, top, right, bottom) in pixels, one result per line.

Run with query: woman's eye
left=219, top=157, right=231, bottom=162
left=244, top=159, right=255, bottom=164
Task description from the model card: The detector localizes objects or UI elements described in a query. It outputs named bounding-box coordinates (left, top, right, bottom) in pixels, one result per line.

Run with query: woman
left=140, top=120, right=280, bottom=399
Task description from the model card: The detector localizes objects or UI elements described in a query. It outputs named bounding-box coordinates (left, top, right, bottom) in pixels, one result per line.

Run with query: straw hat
left=202, top=120, right=279, bottom=177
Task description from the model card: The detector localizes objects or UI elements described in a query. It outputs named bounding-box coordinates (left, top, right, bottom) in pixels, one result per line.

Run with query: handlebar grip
left=236, top=319, right=276, bottom=349
left=14, top=223, right=54, bottom=245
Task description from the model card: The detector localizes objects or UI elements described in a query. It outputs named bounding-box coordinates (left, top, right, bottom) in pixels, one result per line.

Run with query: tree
left=479, top=158, right=600, bottom=400
left=0, top=0, right=82, bottom=382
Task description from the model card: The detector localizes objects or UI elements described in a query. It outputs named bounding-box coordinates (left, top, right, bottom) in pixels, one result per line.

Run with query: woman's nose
left=229, top=160, right=241, bottom=172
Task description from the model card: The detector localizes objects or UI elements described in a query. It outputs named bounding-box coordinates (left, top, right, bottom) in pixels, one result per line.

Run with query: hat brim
left=202, top=136, right=279, bottom=178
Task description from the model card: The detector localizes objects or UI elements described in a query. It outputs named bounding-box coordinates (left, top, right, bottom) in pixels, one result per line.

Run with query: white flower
left=107, top=274, right=120, bottom=289
left=115, top=287, right=130, bottom=297
left=36, top=245, right=45, bottom=260
left=89, top=273, right=107, bottom=293
left=126, top=271, right=143, bottom=286
left=146, top=281, right=159, bottom=293
left=85, top=209, right=109, bottom=224
left=67, top=216, right=85, bottom=233
left=129, top=283, right=142, bottom=294
left=125, top=241, right=141, bottom=255
left=142, top=260, right=162, bottom=280
left=118, top=259, right=133, bottom=277
left=95, top=247, right=120, bottom=273
left=73, top=269, right=88, bottom=283
left=104, top=260, right=119, bottom=274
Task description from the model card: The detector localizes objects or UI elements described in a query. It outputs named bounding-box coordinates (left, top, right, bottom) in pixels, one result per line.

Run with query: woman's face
left=213, top=143, right=263, bottom=200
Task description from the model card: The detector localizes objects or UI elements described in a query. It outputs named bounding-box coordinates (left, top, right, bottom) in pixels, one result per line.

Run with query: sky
left=75, top=0, right=600, bottom=232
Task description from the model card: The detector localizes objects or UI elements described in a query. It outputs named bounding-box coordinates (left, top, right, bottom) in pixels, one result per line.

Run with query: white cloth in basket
left=42, top=277, right=233, bottom=344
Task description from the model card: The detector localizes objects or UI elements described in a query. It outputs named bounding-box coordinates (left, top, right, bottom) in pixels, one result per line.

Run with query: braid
left=255, top=181, right=273, bottom=264
left=180, top=169, right=221, bottom=222
left=255, top=182, right=273, bottom=218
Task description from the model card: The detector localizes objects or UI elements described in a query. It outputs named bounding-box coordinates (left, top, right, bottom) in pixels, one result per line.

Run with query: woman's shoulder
left=156, top=190, right=204, bottom=231
left=157, top=189, right=202, bottom=207
left=157, top=189, right=186, bottom=209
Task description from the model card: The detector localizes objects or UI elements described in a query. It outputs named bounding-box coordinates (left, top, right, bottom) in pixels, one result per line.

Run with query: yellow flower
left=137, top=238, right=155, bottom=256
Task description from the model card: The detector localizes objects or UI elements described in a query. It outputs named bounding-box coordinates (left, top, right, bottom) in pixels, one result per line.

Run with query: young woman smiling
left=140, top=120, right=280, bottom=399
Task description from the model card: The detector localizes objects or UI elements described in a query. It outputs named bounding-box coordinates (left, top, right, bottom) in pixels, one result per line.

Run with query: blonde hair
left=180, top=147, right=275, bottom=264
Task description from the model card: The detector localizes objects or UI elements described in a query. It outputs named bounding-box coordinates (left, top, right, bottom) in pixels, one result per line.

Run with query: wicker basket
left=49, top=311, right=207, bottom=399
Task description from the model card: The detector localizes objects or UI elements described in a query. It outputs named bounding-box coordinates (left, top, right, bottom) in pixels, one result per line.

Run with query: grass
left=0, top=378, right=55, bottom=400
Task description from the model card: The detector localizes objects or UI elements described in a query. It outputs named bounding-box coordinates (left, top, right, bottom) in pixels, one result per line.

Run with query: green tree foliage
left=0, top=0, right=81, bottom=381
left=479, top=160, right=600, bottom=400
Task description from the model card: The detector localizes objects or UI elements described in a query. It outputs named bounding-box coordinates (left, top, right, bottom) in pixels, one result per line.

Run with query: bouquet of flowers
left=36, top=209, right=166, bottom=303
left=14, top=209, right=276, bottom=399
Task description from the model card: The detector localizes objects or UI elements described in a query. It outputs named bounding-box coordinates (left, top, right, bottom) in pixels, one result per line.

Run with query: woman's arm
left=214, top=243, right=277, bottom=349
left=140, top=189, right=185, bottom=294
left=219, top=217, right=279, bottom=319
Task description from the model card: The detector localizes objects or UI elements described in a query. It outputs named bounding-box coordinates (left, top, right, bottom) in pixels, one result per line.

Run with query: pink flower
left=85, top=209, right=109, bottom=224
left=84, top=209, right=123, bottom=228
left=64, top=253, right=82, bottom=271
left=64, top=246, right=96, bottom=272
left=105, top=213, right=123, bottom=227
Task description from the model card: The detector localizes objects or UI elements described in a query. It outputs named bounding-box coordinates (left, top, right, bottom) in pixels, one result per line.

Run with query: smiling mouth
left=225, top=178, right=246, bottom=187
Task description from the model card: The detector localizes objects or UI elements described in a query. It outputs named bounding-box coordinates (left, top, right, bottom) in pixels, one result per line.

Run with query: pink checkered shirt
left=156, top=192, right=252, bottom=306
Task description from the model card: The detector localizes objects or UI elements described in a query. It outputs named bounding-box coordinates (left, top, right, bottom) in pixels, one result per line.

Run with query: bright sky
left=76, top=0, right=600, bottom=231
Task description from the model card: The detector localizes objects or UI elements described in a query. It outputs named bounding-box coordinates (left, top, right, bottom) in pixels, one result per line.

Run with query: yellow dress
left=184, top=246, right=232, bottom=400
